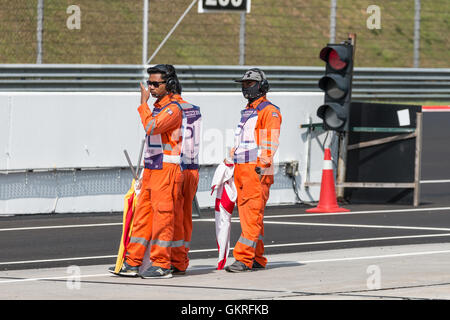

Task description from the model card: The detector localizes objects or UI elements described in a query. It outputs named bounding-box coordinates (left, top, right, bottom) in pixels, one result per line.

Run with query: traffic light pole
left=336, top=33, right=356, bottom=201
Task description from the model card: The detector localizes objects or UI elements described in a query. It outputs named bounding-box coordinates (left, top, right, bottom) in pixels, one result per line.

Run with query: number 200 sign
left=198, top=0, right=251, bottom=13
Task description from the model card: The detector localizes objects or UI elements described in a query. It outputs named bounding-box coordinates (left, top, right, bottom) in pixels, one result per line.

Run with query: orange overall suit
left=232, top=96, right=282, bottom=269
left=125, top=93, right=184, bottom=270
left=124, top=168, right=153, bottom=267
left=170, top=94, right=201, bottom=272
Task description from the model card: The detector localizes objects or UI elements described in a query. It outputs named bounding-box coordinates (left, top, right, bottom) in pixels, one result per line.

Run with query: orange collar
left=172, top=93, right=187, bottom=104
left=246, top=96, right=267, bottom=109
left=154, top=93, right=174, bottom=109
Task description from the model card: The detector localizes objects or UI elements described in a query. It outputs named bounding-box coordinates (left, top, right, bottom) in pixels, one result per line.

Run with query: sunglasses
left=146, top=80, right=166, bottom=88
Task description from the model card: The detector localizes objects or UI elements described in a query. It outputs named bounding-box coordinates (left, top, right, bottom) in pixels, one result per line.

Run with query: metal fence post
left=413, top=0, right=421, bottom=68
left=336, top=33, right=356, bottom=200
left=142, top=0, right=149, bottom=66
left=330, top=0, right=337, bottom=43
left=413, top=112, right=423, bottom=207
left=239, top=12, right=246, bottom=65
left=36, top=0, right=44, bottom=64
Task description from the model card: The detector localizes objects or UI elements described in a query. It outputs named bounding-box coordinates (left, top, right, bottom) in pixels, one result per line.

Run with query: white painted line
left=3, top=206, right=450, bottom=232
left=2, top=233, right=450, bottom=266
left=299, top=249, right=450, bottom=264
left=0, top=255, right=116, bottom=265
left=262, top=206, right=450, bottom=219
left=197, top=206, right=450, bottom=222
left=0, top=223, right=121, bottom=232
left=0, top=273, right=110, bottom=284
left=195, top=218, right=216, bottom=222
left=263, top=220, right=450, bottom=232
left=421, top=179, right=450, bottom=184
left=263, top=233, right=450, bottom=248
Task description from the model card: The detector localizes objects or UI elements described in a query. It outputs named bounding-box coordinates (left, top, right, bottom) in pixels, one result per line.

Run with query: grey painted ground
left=1, top=242, right=449, bottom=301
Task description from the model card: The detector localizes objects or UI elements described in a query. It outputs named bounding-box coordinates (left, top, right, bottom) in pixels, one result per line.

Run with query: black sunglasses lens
left=146, top=81, right=165, bottom=88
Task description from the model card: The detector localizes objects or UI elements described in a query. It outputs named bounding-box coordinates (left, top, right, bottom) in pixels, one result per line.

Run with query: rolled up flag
left=211, top=162, right=237, bottom=270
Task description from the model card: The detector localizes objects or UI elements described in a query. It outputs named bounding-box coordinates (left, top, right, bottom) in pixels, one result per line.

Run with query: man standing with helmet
left=225, top=68, right=282, bottom=273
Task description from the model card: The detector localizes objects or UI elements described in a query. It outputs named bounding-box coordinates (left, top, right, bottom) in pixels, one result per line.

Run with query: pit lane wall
left=0, top=92, right=336, bottom=215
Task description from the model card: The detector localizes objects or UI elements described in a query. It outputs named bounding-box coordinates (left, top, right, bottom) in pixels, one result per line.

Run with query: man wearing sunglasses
left=225, top=68, right=282, bottom=273
left=113, top=64, right=184, bottom=279
left=170, top=85, right=202, bottom=276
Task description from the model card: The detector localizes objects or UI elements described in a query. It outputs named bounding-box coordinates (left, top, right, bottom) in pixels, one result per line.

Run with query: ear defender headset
left=147, top=64, right=180, bottom=94
left=251, top=68, right=270, bottom=95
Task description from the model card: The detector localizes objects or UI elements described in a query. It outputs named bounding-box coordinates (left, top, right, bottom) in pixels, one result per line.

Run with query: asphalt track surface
left=0, top=111, right=449, bottom=302
left=1, top=200, right=450, bottom=272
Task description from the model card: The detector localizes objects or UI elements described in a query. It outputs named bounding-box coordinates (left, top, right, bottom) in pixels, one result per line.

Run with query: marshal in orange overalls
left=125, top=93, right=184, bottom=270
left=232, top=96, right=282, bottom=269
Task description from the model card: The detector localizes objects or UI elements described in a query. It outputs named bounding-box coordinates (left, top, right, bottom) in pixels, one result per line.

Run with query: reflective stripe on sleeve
left=145, top=119, right=155, bottom=134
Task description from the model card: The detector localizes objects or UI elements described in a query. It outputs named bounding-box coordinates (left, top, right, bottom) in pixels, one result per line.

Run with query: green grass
left=0, top=0, right=448, bottom=67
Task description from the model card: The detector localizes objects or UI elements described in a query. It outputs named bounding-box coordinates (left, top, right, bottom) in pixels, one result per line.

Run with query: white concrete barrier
left=0, top=91, right=336, bottom=215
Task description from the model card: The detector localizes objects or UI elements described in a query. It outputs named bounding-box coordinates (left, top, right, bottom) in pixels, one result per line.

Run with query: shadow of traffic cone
left=306, top=148, right=349, bottom=213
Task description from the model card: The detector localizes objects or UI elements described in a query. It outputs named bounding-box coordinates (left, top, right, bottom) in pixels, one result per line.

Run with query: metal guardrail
left=1, top=64, right=449, bottom=101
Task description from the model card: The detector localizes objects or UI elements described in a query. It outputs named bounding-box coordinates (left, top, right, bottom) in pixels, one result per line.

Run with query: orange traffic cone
left=306, top=148, right=349, bottom=213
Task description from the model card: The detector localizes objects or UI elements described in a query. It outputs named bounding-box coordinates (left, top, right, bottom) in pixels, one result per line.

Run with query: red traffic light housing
left=319, top=45, right=351, bottom=71
left=317, top=43, right=354, bottom=132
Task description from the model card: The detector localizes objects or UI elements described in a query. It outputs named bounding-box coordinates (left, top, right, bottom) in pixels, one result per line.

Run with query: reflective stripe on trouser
left=125, top=169, right=153, bottom=267
left=149, top=163, right=184, bottom=270
left=171, top=169, right=199, bottom=271
left=232, top=163, right=265, bottom=268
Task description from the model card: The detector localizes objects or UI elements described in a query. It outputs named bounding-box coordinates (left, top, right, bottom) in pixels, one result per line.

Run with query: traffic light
left=317, top=43, right=354, bottom=132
